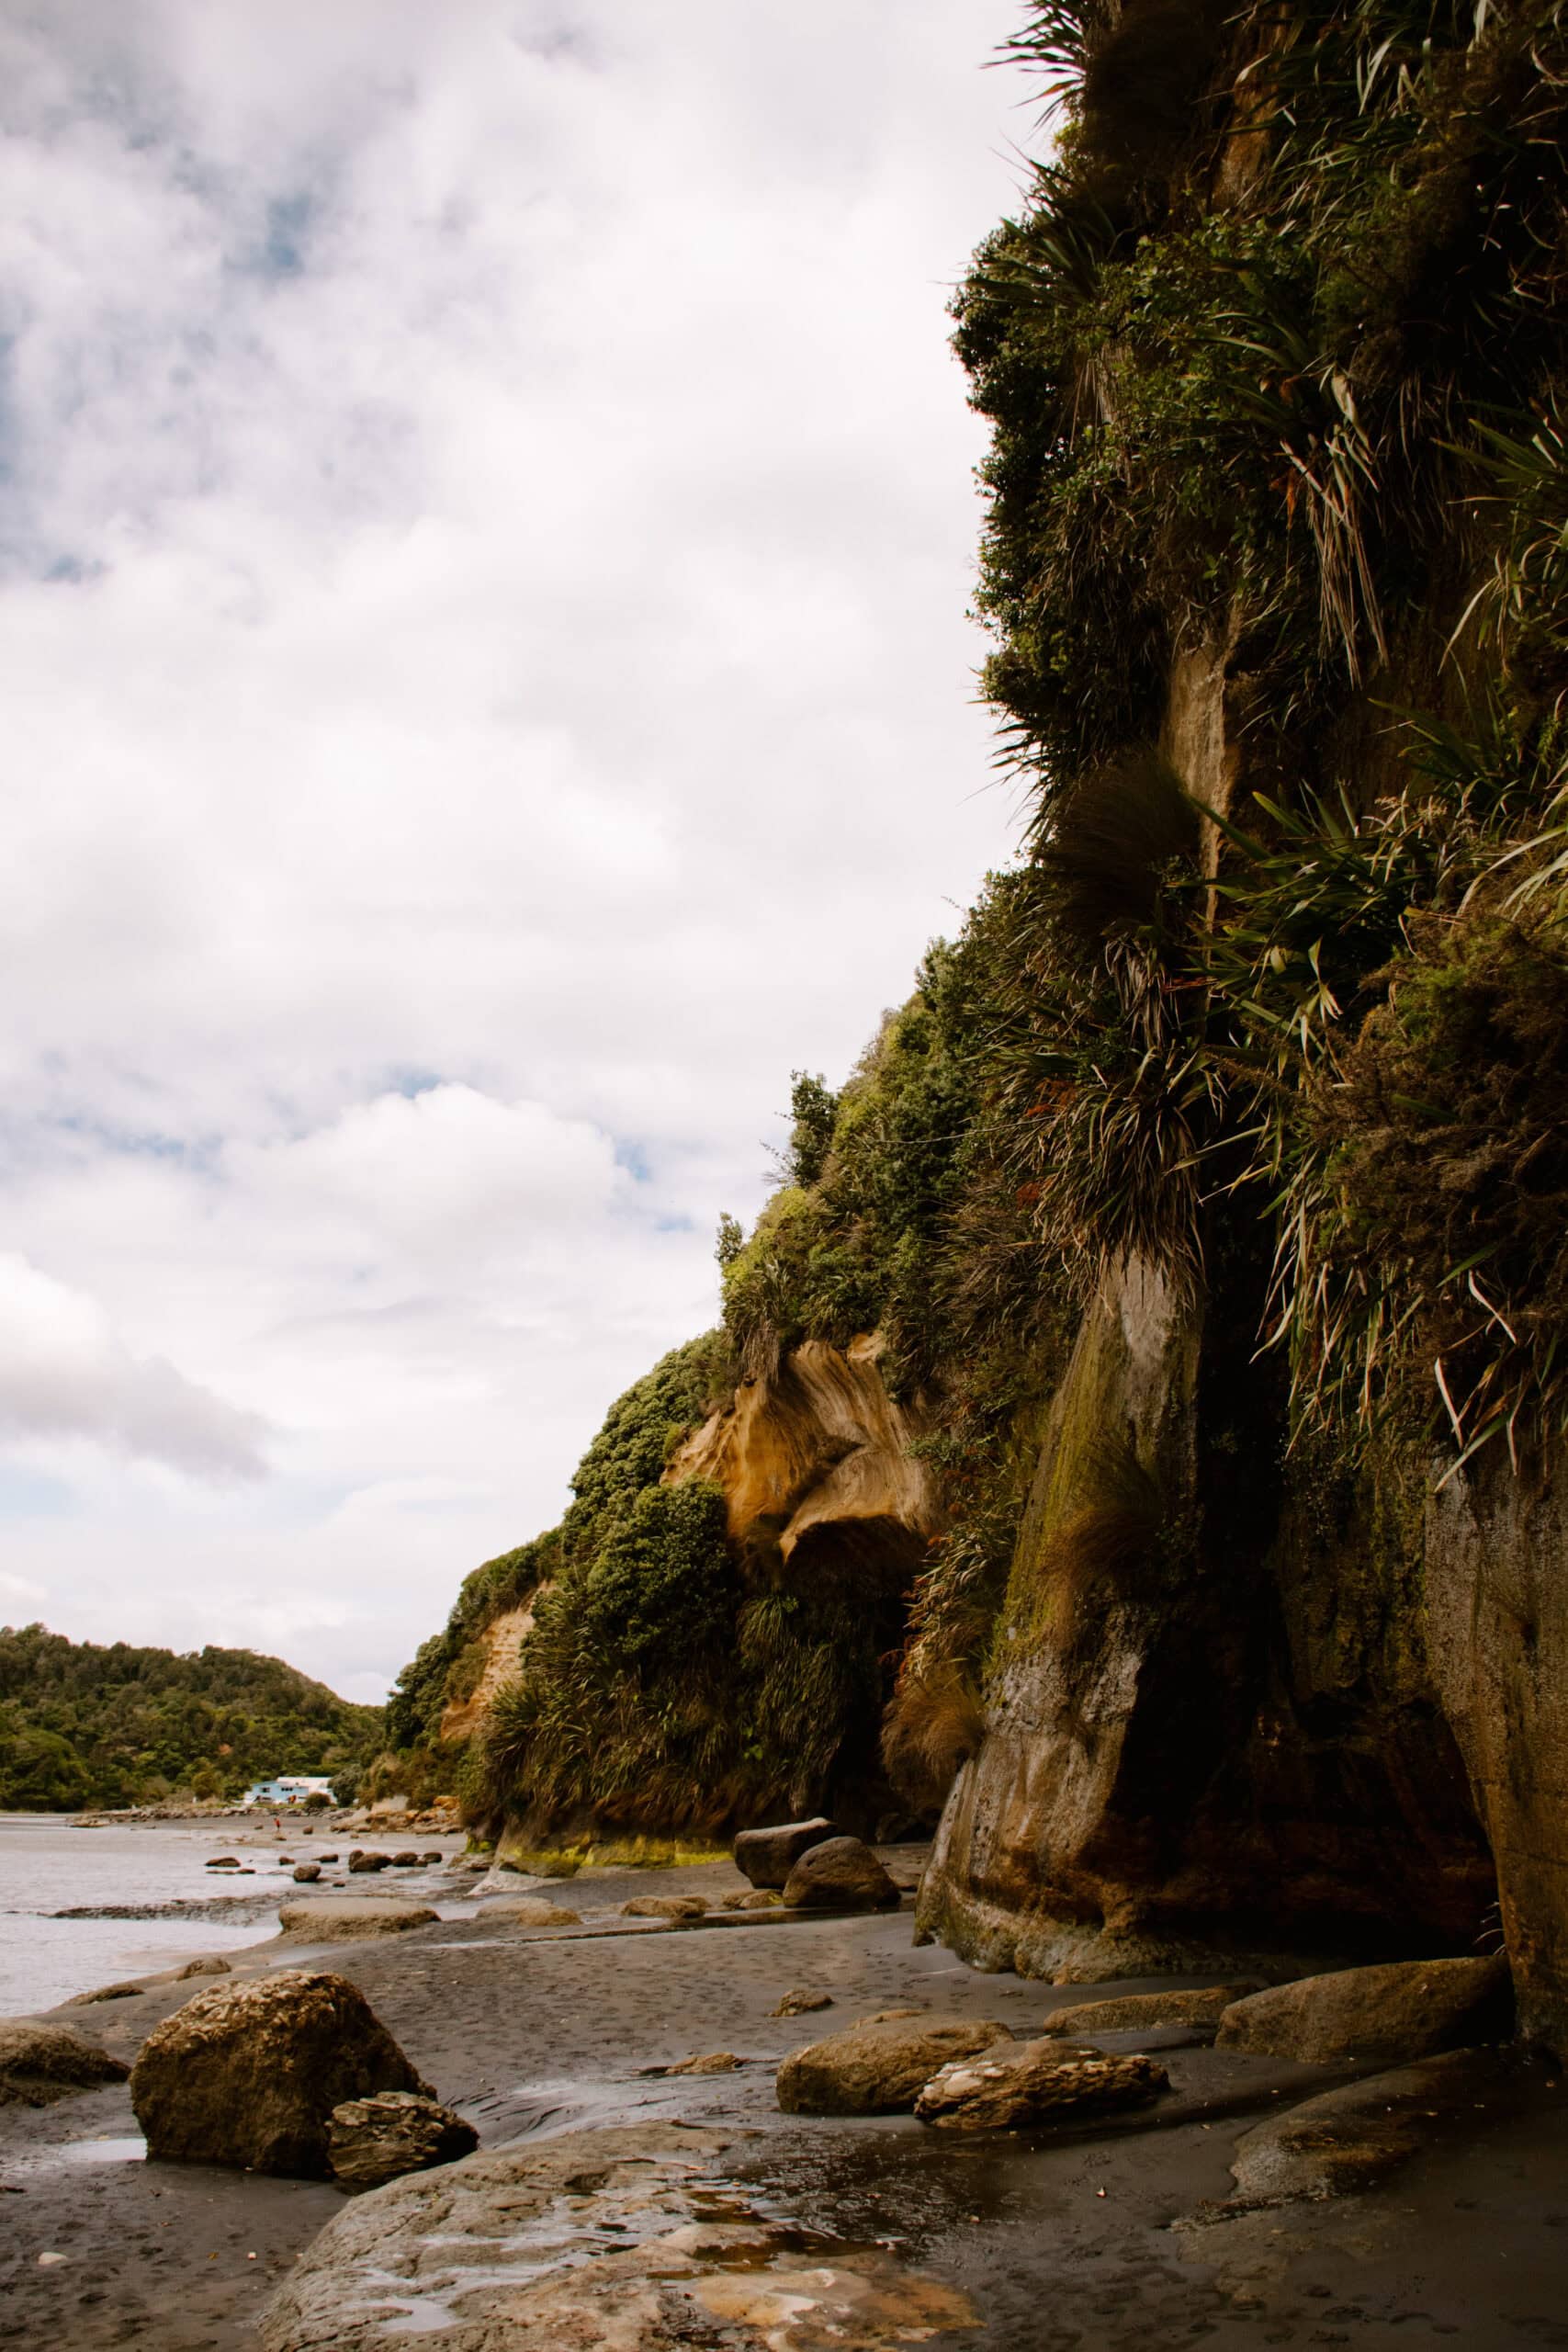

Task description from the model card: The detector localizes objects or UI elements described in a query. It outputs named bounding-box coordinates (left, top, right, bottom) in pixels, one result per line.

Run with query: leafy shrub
left=572, top=1483, right=736, bottom=1670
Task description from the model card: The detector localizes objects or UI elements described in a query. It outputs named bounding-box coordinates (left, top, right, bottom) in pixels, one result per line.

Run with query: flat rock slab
left=477, top=1896, right=582, bottom=1928
left=915, top=2040, right=1168, bottom=2130
left=1043, top=1984, right=1259, bottom=2041
left=0, top=2018, right=129, bottom=2107
left=776, top=2012, right=1014, bottom=2115
left=732, top=1817, right=839, bottom=1889
left=1226, top=2047, right=1500, bottom=2205
left=1216, top=1954, right=1511, bottom=2066
left=261, top=2120, right=976, bottom=2352
left=619, top=1895, right=706, bottom=1920
left=278, top=1898, right=438, bottom=1940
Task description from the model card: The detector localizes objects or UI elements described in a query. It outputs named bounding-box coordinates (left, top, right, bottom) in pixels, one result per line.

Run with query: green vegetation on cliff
left=957, top=0, right=1568, bottom=1466
left=0, top=1624, right=381, bottom=1810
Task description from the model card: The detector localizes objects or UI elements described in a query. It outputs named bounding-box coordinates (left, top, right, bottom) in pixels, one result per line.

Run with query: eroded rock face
left=668, top=1335, right=940, bottom=1581
left=914, top=2041, right=1168, bottom=2130
left=439, top=1602, right=538, bottom=1747
left=327, top=2091, right=478, bottom=2192
left=130, top=1969, right=427, bottom=2176
left=1215, top=1956, right=1511, bottom=2067
left=782, top=1837, right=899, bottom=1912
left=775, top=2013, right=1013, bottom=2115
left=0, top=2019, right=129, bottom=2107
left=732, top=1818, right=838, bottom=1888
left=262, top=2123, right=976, bottom=2352
left=1426, top=1459, right=1568, bottom=2056
left=919, top=1252, right=1497, bottom=1981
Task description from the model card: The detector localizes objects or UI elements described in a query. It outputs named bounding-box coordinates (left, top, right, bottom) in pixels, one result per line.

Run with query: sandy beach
left=3, top=1830, right=1566, bottom=2350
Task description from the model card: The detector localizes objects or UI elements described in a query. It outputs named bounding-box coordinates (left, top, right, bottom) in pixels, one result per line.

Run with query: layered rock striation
left=666, top=1333, right=940, bottom=1586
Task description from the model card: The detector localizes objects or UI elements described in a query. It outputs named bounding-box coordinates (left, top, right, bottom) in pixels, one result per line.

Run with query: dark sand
left=3, top=1850, right=1566, bottom=2349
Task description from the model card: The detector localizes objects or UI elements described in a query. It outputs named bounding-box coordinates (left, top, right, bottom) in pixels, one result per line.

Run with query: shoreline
left=3, top=1831, right=1567, bottom=2347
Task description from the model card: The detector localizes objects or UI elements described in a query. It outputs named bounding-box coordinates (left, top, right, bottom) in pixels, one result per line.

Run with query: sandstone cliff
left=666, top=1334, right=939, bottom=1584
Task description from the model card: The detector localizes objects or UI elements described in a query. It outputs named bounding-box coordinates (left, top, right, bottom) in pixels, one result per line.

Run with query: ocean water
left=0, top=1813, right=442, bottom=2014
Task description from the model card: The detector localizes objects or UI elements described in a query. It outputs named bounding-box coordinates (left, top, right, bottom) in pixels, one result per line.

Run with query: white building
left=242, top=1775, right=335, bottom=1807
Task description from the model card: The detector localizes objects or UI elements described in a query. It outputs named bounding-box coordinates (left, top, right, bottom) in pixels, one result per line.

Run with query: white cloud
left=0, top=1255, right=266, bottom=1480
left=231, top=1085, right=627, bottom=1269
left=0, top=0, right=1031, bottom=1696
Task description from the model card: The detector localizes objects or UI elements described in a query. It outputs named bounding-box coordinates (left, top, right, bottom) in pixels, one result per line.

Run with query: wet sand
left=2, top=1849, right=1566, bottom=2349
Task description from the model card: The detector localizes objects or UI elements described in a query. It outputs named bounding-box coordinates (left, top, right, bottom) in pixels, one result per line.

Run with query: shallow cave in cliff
left=772, top=1511, right=935, bottom=1840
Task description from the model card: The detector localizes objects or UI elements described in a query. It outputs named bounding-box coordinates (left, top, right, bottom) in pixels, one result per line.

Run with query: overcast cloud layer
left=0, top=0, right=1029, bottom=1702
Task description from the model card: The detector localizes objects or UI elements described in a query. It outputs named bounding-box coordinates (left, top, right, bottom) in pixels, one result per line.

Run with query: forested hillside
left=0, top=1624, right=382, bottom=1810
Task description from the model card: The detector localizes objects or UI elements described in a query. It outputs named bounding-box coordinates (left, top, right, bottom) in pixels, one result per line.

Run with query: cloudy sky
left=0, top=1, right=1032, bottom=1703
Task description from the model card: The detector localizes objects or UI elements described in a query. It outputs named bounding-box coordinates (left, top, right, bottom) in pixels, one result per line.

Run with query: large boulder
left=327, top=2091, right=478, bottom=2192
left=776, top=2012, right=1013, bottom=2115
left=0, top=2018, right=129, bottom=2108
left=1215, top=1955, right=1511, bottom=2066
left=782, top=1835, right=900, bottom=1912
left=1042, top=1984, right=1258, bottom=2040
left=130, top=1968, right=427, bottom=2176
left=732, top=1818, right=839, bottom=1889
left=914, top=2039, right=1168, bottom=2130
left=277, top=1898, right=437, bottom=1941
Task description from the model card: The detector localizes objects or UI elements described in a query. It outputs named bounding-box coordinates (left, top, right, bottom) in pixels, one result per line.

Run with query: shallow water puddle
left=12, top=2132, right=147, bottom=2171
